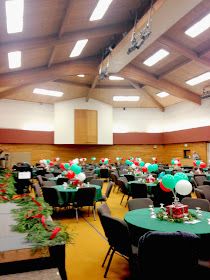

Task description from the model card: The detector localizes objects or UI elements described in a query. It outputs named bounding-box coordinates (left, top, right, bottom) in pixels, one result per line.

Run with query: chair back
left=89, top=179, right=103, bottom=187
left=195, top=185, right=210, bottom=202
left=124, top=174, right=135, bottom=182
left=152, top=183, right=174, bottom=207
left=43, top=181, right=56, bottom=187
left=130, top=183, right=147, bottom=199
left=42, top=187, right=60, bottom=207
left=105, top=182, right=114, bottom=198
left=100, top=214, right=132, bottom=257
left=194, top=174, right=207, bottom=186
left=117, top=179, right=129, bottom=195
left=37, top=175, right=44, bottom=186
left=181, top=197, right=210, bottom=211
left=100, top=168, right=110, bottom=178
left=33, top=183, right=42, bottom=197
left=128, top=198, right=153, bottom=211
left=138, top=231, right=200, bottom=279
left=56, top=177, right=69, bottom=185
left=84, top=176, right=94, bottom=183
left=110, top=172, right=119, bottom=184
left=74, top=187, right=96, bottom=207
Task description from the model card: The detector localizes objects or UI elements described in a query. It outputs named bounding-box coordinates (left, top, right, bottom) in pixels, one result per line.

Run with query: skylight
left=113, top=96, right=140, bottom=101
left=8, top=51, right=21, bottom=69
left=89, top=0, right=113, bottom=21
left=77, top=74, right=85, bottom=78
left=69, top=39, right=88, bottom=58
left=33, top=88, right=64, bottom=97
left=143, top=49, right=170, bottom=67
left=5, top=0, right=24, bottom=34
left=109, top=76, right=124, bottom=81
left=186, top=72, right=210, bottom=86
left=156, top=91, right=170, bottom=98
left=185, top=13, right=210, bottom=38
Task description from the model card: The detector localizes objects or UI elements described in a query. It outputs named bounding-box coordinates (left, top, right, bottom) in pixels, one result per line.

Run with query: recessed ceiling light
left=143, top=49, right=170, bottom=67
left=33, top=88, right=63, bottom=97
left=69, top=39, right=88, bottom=58
left=77, top=74, right=85, bottom=78
left=185, top=13, right=210, bottom=38
left=8, top=51, right=21, bottom=69
left=5, top=0, right=24, bottom=34
left=89, top=0, right=113, bottom=21
left=156, top=91, right=170, bottom=98
left=186, top=72, right=210, bottom=86
left=109, top=76, right=124, bottom=81
left=113, top=96, right=140, bottom=101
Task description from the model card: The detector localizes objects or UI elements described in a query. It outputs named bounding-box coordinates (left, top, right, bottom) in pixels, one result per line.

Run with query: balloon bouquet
left=39, top=158, right=59, bottom=171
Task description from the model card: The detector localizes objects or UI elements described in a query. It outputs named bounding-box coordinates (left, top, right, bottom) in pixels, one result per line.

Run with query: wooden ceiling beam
left=58, top=0, right=73, bottom=38
left=0, top=57, right=98, bottom=88
left=0, top=23, right=129, bottom=53
left=54, top=79, right=90, bottom=88
left=120, top=65, right=201, bottom=105
left=157, top=58, right=191, bottom=79
left=86, top=75, right=99, bottom=102
left=128, top=80, right=164, bottom=112
left=159, top=36, right=210, bottom=68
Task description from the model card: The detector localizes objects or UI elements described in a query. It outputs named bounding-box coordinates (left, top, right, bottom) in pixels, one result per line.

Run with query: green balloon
left=125, top=160, right=132, bottom=166
left=153, top=164, right=158, bottom=171
left=46, top=159, right=51, bottom=164
left=70, top=164, right=81, bottom=174
left=174, top=172, right=188, bottom=184
left=140, top=161, right=145, bottom=167
left=196, top=160, right=201, bottom=166
left=171, top=159, right=175, bottom=165
left=162, top=174, right=175, bottom=190
left=64, top=163, right=70, bottom=170
left=148, top=164, right=154, bottom=173
left=91, top=157, right=96, bottom=161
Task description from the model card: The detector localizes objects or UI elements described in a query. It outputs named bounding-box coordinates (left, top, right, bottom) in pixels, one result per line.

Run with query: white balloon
left=73, top=158, right=79, bottom=164
left=76, top=173, right=86, bottom=182
left=145, top=163, right=151, bottom=168
left=131, top=163, right=137, bottom=169
left=55, top=157, right=60, bottom=161
left=175, top=180, right=192, bottom=196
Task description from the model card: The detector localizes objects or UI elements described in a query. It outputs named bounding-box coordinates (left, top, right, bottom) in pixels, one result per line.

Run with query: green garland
left=156, top=208, right=198, bottom=223
left=0, top=170, right=73, bottom=248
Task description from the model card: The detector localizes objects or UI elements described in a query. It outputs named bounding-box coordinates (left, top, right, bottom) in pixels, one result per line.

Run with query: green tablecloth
left=124, top=208, right=210, bottom=235
left=126, top=181, right=157, bottom=195
left=53, top=184, right=102, bottom=205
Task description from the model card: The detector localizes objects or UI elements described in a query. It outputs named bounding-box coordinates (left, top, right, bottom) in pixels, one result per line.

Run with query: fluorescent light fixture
left=186, top=72, right=210, bottom=86
left=185, top=13, right=210, bottom=38
left=89, top=0, right=113, bottom=21
left=156, top=91, right=169, bottom=98
left=113, top=96, right=140, bottom=102
left=33, top=88, right=63, bottom=97
left=109, top=75, right=124, bottom=81
left=5, top=0, right=24, bottom=34
left=69, top=39, right=88, bottom=58
left=77, top=74, right=85, bottom=78
left=143, top=49, right=169, bottom=67
left=8, top=51, right=21, bottom=69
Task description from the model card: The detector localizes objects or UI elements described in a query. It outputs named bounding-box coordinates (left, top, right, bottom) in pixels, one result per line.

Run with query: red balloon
left=142, top=166, right=148, bottom=173
left=177, top=162, right=182, bottom=167
left=200, top=162, right=206, bottom=168
left=60, top=163, right=65, bottom=170
left=134, top=161, right=139, bottom=166
left=49, top=161, right=54, bottom=166
left=66, top=171, right=75, bottom=179
left=160, top=181, right=171, bottom=192
left=193, top=160, right=196, bottom=166
left=72, top=180, right=79, bottom=186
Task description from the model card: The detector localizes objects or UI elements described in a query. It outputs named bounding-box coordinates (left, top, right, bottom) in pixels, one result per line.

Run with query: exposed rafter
left=128, top=80, right=164, bottom=111
left=100, top=0, right=202, bottom=73
left=120, top=65, right=201, bottom=105
left=157, top=58, right=191, bottom=79
left=86, top=75, right=99, bottom=102
left=159, top=36, right=210, bottom=68
left=0, top=57, right=98, bottom=88
left=0, top=23, right=129, bottom=53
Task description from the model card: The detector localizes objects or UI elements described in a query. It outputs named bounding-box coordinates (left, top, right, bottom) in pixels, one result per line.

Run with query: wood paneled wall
left=0, top=142, right=207, bottom=166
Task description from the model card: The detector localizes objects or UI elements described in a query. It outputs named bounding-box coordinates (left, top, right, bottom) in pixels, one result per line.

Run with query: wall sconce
left=153, top=145, right=157, bottom=149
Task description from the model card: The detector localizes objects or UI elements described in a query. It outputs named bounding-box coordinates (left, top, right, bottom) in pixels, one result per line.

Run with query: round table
left=53, top=184, right=102, bottom=205
left=124, top=208, right=210, bottom=235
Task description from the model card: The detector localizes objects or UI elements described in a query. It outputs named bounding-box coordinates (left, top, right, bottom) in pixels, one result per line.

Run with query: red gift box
left=166, top=203, right=188, bottom=219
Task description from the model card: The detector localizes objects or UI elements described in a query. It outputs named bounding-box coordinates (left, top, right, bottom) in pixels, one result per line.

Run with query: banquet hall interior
left=1, top=0, right=210, bottom=279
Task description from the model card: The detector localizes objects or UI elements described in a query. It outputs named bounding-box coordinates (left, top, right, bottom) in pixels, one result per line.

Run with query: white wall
left=54, top=98, right=113, bottom=144
left=113, top=108, right=164, bottom=133
left=0, top=99, right=54, bottom=131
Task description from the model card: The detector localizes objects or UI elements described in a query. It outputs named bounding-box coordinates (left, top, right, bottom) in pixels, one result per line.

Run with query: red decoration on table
left=166, top=203, right=188, bottom=219
left=49, top=227, right=61, bottom=240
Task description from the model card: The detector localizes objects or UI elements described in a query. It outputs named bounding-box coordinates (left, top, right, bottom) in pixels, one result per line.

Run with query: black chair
left=195, top=185, right=210, bottom=202
left=42, top=187, right=63, bottom=209
left=56, top=177, right=69, bottom=185
left=117, top=179, right=130, bottom=206
left=73, top=187, right=96, bottom=221
left=130, top=183, right=148, bottom=199
left=137, top=231, right=200, bottom=279
left=124, top=174, right=135, bottom=182
left=84, top=176, right=94, bottom=183
left=97, top=203, right=111, bottom=219
left=151, top=183, right=174, bottom=207
left=89, top=178, right=104, bottom=188
left=194, top=174, right=207, bottom=186
left=97, top=182, right=114, bottom=203
left=181, top=197, right=210, bottom=211
left=37, top=175, right=44, bottom=187
left=128, top=198, right=153, bottom=211
left=99, top=169, right=110, bottom=181
left=110, top=172, right=119, bottom=192
left=98, top=213, right=136, bottom=278
left=33, top=183, right=42, bottom=197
